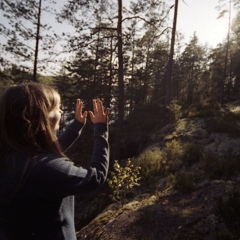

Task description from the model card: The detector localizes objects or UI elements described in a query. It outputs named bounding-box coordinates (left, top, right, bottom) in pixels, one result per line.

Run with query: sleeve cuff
left=67, top=119, right=85, bottom=133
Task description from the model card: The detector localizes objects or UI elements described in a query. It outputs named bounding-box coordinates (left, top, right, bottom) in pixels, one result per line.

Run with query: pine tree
left=0, top=0, right=60, bottom=80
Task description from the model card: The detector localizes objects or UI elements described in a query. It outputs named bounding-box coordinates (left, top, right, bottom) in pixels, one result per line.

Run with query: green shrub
left=165, top=140, right=184, bottom=172
left=167, top=99, right=183, bottom=121
left=133, top=148, right=167, bottom=184
left=201, top=151, right=240, bottom=180
left=183, top=142, right=202, bottom=166
left=107, top=159, right=141, bottom=201
left=168, top=169, right=195, bottom=193
left=185, top=101, right=223, bottom=118
left=206, top=118, right=239, bottom=137
left=134, top=140, right=201, bottom=186
left=205, top=108, right=240, bottom=137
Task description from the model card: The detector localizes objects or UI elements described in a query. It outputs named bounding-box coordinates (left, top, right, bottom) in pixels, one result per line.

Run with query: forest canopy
left=1, top=0, right=240, bottom=158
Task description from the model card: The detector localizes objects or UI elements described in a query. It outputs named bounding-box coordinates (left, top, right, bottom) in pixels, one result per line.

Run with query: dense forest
left=1, top=0, right=240, bottom=159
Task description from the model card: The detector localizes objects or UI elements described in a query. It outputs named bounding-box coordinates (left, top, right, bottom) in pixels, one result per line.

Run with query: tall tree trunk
left=106, top=33, right=114, bottom=108
left=93, top=30, right=100, bottom=99
left=221, top=0, right=232, bottom=103
left=33, top=0, right=42, bottom=81
left=164, top=0, right=179, bottom=106
left=143, top=49, right=150, bottom=103
left=114, top=0, right=124, bottom=160
left=130, top=40, right=135, bottom=114
left=187, top=60, right=195, bottom=105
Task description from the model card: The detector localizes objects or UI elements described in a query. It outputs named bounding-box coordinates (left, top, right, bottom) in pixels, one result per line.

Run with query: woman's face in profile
left=48, top=94, right=63, bottom=131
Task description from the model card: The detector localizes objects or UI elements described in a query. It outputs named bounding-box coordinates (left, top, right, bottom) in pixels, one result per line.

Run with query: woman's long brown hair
left=0, top=82, right=64, bottom=167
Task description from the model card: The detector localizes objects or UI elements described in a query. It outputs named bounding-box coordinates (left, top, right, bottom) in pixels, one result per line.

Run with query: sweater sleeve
left=29, top=123, right=109, bottom=200
left=58, top=120, right=85, bottom=152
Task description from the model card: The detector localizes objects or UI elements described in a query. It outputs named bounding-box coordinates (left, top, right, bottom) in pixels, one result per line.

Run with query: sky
left=177, top=0, right=234, bottom=48
left=0, top=0, right=237, bottom=73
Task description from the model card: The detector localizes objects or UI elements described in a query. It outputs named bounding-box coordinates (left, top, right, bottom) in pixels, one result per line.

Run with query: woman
left=0, top=82, right=109, bottom=240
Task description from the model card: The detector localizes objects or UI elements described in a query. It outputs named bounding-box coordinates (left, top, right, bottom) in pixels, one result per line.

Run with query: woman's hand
left=75, top=99, right=88, bottom=124
left=89, top=99, right=109, bottom=124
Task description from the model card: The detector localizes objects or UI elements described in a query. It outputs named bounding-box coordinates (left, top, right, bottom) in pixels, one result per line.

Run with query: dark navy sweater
left=0, top=120, right=109, bottom=240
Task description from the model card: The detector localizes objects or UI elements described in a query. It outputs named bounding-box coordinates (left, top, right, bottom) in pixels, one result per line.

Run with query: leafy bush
left=206, top=114, right=240, bottom=137
left=107, top=159, right=141, bottom=201
left=165, top=140, right=184, bottom=172
left=168, top=169, right=195, bottom=193
left=183, top=142, right=202, bottom=166
left=167, top=99, right=183, bottom=121
left=201, top=151, right=240, bottom=180
left=185, top=101, right=223, bottom=118
left=133, top=148, right=167, bottom=184
left=133, top=140, right=201, bottom=187
left=166, top=142, right=203, bottom=192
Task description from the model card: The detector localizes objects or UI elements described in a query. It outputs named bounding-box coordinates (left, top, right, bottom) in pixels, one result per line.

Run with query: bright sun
left=177, top=0, right=234, bottom=48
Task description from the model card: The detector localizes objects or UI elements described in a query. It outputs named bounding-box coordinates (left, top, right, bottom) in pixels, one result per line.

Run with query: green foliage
left=184, top=102, right=240, bottom=137
left=0, top=65, right=33, bottom=86
left=165, top=141, right=199, bottom=193
left=201, top=151, right=240, bottom=180
left=185, top=101, right=223, bottom=118
left=133, top=140, right=201, bottom=188
left=107, top=159, right=141, bottom=201
left=133, top=140, right=206, bottom=194
left=183, top=142, right=202, bottom=166
left=166, top=141, right=203, bottom=192
left=206, top=113, right=240, bottom=137
left=1, top=0, right=59, bottom=74
left=168, top=169, right=195, bottom=193
left=167, top=99, right=183, bottom=121
left=133, top=148, right=167, bottom=184
left=38, top=75, right=55, bottom=85
left=165, top=139, right=184, bottom=172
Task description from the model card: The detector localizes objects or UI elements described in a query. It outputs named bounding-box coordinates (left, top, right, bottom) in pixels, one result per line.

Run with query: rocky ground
left=75, top=102, right=240, bottom=240
left=77, top=179, right=239, bottom=240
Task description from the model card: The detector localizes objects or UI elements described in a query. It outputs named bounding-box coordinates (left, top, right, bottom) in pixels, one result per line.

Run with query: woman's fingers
left=75, top=99, right=87, bottom=124
left=89, top=111, right=94, bottom=122
left=90, top=99, right=109, bottom=123
left=96, top=99, right=103, bottom=113
left=75, top=99, right=80, bottom=117
left=92, top=99, right=98, bottom=113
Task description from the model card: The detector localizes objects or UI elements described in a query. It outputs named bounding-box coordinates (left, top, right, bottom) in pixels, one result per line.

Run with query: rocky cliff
left=76, top=102, right=240, bottom=240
